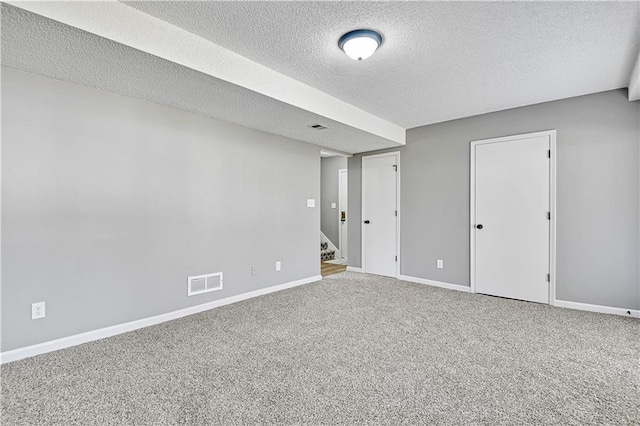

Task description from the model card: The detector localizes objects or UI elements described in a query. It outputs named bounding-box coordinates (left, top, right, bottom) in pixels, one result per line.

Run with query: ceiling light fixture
left=338, top=29, right=382, bottom=61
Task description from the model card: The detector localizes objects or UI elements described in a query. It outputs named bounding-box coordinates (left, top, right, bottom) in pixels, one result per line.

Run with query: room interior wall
left=349, top=89, right=640, bottom=310
left=320, top=156, right=347, bottom=248
left=1, top=67, right=321, bottom=352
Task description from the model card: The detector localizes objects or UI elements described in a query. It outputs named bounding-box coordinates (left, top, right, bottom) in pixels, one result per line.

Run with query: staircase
left=320, top=241, right=336, bottom=261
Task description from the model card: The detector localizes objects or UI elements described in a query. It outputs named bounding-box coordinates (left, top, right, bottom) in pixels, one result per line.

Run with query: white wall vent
left=187, top=272, right=223, bottom=296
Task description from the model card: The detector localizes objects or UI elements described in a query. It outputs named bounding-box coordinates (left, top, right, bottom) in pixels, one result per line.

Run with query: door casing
left=338, top=168, right=348, bottom=260
left=361, top=151, right=401, bottom=278
left=470, top=130, right=557, bottom=304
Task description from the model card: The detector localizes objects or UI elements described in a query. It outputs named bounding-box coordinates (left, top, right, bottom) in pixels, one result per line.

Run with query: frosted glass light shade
left=339, top=29, right=382, bottom=61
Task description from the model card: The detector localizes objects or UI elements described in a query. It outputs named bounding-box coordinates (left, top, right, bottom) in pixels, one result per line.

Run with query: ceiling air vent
left=187, top=272, right=223, bottom=296
left=308, top=123, right=328, bottom=130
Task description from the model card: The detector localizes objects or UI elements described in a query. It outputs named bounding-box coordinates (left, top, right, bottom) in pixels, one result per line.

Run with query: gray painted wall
left=349, top=89, right=640, bottom=310
left=320, top=156, right=347, bottom=248
left=1, top=67, right=320, bottom=352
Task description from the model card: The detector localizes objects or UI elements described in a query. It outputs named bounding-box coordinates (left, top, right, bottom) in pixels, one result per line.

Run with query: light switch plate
left=331, top=203, right=337, bottom=209
left=307, top=199, right=316, bottom=208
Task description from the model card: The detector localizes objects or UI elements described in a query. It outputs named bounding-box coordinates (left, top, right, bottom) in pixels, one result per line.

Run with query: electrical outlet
left=251, top=266, right=257, bottom=276
left=32, top=302, right=46, bottom=320
left=275, top=261, right=281, bottom=271
left=436, top=259, right=444, bottom=269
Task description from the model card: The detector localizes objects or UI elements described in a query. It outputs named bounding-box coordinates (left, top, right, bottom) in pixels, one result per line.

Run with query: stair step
left=321, top=248, right=336, bottom=261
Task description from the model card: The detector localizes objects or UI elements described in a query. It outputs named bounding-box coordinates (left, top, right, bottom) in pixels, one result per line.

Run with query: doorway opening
left=321, top=151, right=349, bottom=276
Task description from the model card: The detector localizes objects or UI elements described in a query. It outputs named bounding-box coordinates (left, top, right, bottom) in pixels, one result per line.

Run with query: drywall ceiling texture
left=0, top=4, right=397, bottom=154
left=126, top=1, right=640, bottom=129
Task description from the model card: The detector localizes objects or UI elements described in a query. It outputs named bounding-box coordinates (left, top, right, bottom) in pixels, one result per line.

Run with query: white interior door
left=363, top=153, right=398, bottom=277
left=339, top=169, right=348, bottom=260
left=472, top=133, right=552, bottom=303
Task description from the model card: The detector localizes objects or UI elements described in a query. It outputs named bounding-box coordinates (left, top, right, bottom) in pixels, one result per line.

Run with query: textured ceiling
left=2, top=2, right=639, bottom=155
left=0, top=4, right=398, bottom=154
left=126, top=1, right=640, bottom=129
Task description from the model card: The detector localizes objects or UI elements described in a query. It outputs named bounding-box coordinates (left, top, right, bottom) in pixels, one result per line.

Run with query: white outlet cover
left=307, top=199, right=316, bottom=208
left=31, top=301, right=46, bottom=320
left=276, top=261, right=281, bottom=271
left=331, top=202, right=337, bottom=209
left=437, top=259, right=444, bottom=269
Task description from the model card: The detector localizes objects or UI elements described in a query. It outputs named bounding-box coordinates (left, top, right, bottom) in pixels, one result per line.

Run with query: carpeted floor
left=2, top=272, right=639, bottom=425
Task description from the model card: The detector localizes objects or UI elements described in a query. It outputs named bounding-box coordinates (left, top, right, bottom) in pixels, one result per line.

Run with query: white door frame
left=470, top=130, right=557, bottom=305
left=338, top=168, right=348, bottom=259
left=361, top=151, right=401, bottom=278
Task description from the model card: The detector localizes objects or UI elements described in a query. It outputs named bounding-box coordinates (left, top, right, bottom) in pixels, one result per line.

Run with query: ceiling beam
left=6, top=0, right=406, bottom=145
left=629, top=50, right=640, bottom=101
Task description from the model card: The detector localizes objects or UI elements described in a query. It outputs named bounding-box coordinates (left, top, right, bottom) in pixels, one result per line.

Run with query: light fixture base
left=338, top=29, right=383, bottom=61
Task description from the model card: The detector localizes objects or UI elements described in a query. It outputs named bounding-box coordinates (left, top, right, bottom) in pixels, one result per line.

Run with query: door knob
left=364, top=220, right=370, bottom=224
left=476, top=224, right=483, bottom=229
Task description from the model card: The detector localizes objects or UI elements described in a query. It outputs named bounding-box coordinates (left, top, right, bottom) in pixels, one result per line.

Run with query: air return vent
left=308, top=123, right=328, bottom=130
left=187, top=272, right=223, bottom=296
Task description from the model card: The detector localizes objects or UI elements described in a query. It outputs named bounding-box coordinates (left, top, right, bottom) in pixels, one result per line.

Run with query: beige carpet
left=2, top=272, right=639, bottom=424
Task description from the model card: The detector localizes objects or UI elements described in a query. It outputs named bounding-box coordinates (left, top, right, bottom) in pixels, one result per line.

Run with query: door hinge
left=548, top=150, right=551, bottom=158
left=392, top=165, right=397, bottom=171
left=395, top=210, right=398, bottom=217
left=395, top=255, right=398, bottom=262
left=547, top=273, right=551, bottom=282
left=547, top=211, right=551, bottom=220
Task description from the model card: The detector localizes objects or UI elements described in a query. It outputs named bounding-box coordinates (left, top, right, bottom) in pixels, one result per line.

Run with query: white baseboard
left=346, top=266, right=364, bottom=273
left=0, top=275, right=322, bottom=364
left=554, top=299, right=640, bottom=318
left=398, top=274, right=471, bottom=293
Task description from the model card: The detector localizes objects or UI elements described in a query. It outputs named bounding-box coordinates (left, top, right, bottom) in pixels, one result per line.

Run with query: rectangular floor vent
left=187, top=272, right=223, bottom=296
